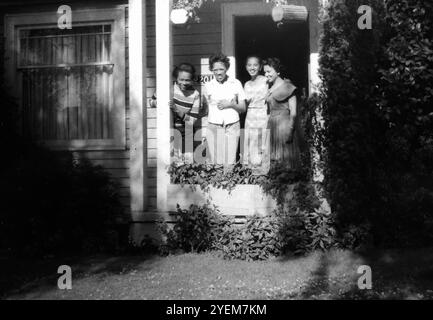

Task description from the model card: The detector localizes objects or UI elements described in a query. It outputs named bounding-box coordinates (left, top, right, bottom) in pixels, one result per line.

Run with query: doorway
left=234, top=15, right=309, bottom=96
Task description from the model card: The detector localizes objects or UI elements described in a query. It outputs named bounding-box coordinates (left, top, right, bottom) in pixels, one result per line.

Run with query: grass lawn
left=1, top=247, right=433, bottom=300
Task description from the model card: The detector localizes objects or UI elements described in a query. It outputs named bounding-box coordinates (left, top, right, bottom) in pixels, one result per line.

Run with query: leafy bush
left=0, top=148, right=125, bottom=257
left=168, top=160, right=308, bottom=203
left=319, top=0, right=433, bottom=247
left=0, top=78, right=125, bottom=258
left=277, top=206, right=336, bottom=254
left=258, top=162, right=306, bottom=205
left=216, top=216, right=283, bottom=261
left=126, top=235, right=159, bottom=255
left=159, top=192, right=338, bottom=259
left=168, top=162, right=267, bottom=193
left=372, top=0, right=433, bottom=247
left=158, top=203, right=225, bottom=253
left=336, top=223, right=372, bottom=250
left=319, top=0, right=389, bottom=227
left=158, top=203, right=283, bottom=260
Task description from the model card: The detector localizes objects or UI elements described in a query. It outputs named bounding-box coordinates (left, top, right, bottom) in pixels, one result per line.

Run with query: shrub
left=372, top=0, right=433, bottom=247
left=158, top=203, right=283, bottom=260
left=126, top=235, right=159, bottom=255
left=0, top=79, right=125, bottom=258
left=276, top=207, right=336, bottom=255
left=319, top=0, right=389, bottom=228
left=0, top=148, right=125, bottom=257
left=216, top=216, right=283, bottom=261
left=160, top=190, right=337, bottom=259
left=168, top=162, right=266, bottom=193
left=168, top=160, right=307, bottom=204
left=158, top=203, right=225, bottom=253
left=319, top=0, right=433, bottom=247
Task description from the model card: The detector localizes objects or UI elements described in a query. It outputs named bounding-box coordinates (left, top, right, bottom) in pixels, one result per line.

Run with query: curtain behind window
left=19, top=25, right=113, bottom=141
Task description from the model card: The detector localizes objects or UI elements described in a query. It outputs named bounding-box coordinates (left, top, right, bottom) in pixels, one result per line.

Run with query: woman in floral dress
left=243, top=55, right=269, bottom=169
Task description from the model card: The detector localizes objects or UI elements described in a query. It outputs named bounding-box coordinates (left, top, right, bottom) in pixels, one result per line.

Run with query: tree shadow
left=0, top=253, right=159, bottom=299
left=292, top=247, right=433, bottom=300
left=296, top=252, right=331, bottom=299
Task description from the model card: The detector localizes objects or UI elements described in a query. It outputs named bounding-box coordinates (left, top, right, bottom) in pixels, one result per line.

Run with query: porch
left=130, top=0, right=320, bottom=223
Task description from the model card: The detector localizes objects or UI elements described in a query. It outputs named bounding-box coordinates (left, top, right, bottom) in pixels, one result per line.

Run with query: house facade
left=1, top=0, right=322, bottom=241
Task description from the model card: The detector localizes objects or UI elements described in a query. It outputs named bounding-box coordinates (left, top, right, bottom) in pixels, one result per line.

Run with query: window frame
left=4, top=8, right=126, bottom=150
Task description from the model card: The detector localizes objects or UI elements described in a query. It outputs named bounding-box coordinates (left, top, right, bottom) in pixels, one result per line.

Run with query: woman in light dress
left=243, top=55, right=269, bottom=171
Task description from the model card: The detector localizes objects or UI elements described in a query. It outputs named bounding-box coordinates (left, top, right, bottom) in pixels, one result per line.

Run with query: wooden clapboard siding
left=1, top=1, right=132, bottom=214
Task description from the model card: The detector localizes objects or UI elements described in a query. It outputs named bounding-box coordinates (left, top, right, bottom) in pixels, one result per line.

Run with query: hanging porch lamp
left=170, top=8, right=190, bottom=24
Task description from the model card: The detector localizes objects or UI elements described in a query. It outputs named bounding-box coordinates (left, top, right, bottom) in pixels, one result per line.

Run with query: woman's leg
left=206, top=123, right=218, bottom=164
left=183, top=122, right=194, bottom=163
left=225, top=121, right=240, bottom=166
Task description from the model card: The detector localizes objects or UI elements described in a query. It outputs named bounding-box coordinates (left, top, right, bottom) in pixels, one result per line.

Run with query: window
left=5, top=9, right=126, bottom=149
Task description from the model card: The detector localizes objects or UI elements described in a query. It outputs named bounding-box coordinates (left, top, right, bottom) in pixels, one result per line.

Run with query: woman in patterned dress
left=262, top=57, right=302, bottom=170
left=243, top=55, right=269, bottom=169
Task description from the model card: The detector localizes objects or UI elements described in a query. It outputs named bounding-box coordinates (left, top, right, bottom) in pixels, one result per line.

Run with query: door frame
left=221, top=1, right=273, bottom=79
left=221, top=1, right=317, bottom=96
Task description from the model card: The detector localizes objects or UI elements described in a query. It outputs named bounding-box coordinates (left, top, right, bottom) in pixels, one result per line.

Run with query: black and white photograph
left=0, top=0, right=432, bottom=308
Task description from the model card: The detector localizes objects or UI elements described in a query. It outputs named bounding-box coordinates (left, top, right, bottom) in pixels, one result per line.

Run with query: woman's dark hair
left=262, top=57, right=285, bottom=74
left=172, top=63, right=196, bottom=79
left=209, top=53, right=230, bottom=70
left=245, top=55, right=262, bottom=66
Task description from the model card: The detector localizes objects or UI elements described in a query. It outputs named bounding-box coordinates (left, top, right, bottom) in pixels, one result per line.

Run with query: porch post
left=310, top=0, right=324, bottom=183
left=309, top=53, right=320, bottom=94
left=155, top=0, right=172, bottom=212
left=129, top=0, right=148, bottom=217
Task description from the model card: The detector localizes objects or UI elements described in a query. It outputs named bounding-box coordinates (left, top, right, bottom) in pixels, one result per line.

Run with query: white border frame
left=4, top=8, right=126, bottom=150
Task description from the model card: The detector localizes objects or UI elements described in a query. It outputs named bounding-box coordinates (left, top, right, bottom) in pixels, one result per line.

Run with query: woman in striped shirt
left=149, top=63, right=204, bottom=163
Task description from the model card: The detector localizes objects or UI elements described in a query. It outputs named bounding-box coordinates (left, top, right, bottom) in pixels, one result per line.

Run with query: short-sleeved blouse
left=244, top=75, right=268, bottom=110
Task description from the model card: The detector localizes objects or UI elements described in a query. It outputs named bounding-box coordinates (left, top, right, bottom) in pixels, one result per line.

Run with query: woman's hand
left=171, top=101, right=183, bottom=116
left=184, top=115, right=195, bottom=127
left=148, top=98, right=156, bottom=108
left=217, top=99, right=232, bottom=110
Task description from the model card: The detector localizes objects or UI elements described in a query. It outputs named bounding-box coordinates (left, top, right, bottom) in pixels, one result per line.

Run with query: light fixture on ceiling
left=170, top=8, right=189, bottom=24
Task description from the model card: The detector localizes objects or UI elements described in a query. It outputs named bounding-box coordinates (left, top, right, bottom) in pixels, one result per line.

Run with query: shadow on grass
left=0, top=253, right=158, bottom=299
left=293, top=247, right=433, bottom=300
left=297, top=253, right=332, bottom=298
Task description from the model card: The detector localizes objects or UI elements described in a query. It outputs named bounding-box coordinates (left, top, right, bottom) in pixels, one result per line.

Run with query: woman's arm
left=148, top=92, right=157, bottom=108
left=148, top=92, right=174, bottom=110
left=217, top=80, right=247, bottom=114
left=217, top=99, right=246, bottom=113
